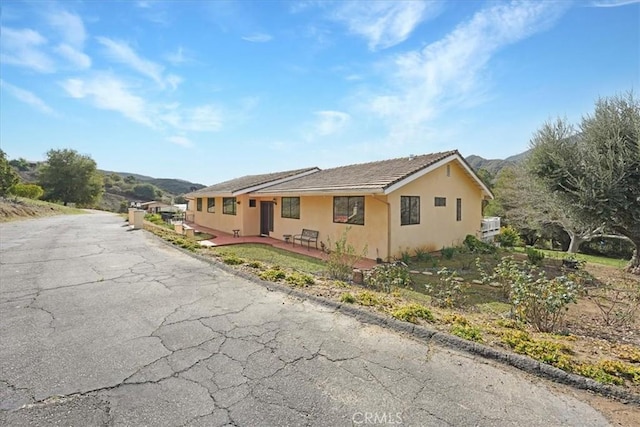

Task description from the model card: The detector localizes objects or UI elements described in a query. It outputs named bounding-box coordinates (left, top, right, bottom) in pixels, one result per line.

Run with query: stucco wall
left=190, top=196, right=242, bottom=233
left=270, top=195, right=388, bottom=260
left=387, top=161, right=483, bottom=258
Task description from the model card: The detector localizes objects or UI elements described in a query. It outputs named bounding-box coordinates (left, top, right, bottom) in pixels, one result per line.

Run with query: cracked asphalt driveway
left=0, top=212, right=611, bottom=426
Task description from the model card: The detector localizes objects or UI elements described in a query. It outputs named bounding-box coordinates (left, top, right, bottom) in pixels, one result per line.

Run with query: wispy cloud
left=242, top=33, right=273, bottom=43
left=47, top=9, right=86, bottom=47
left=165, top=47, right=192, bottom=65
left=0, top=27, right=55, bottom=73
left=166, top=135, right=193, bottom=148
left=364, top=1, right=568, bottom=142
left=97, top=37, right=180, bottom=89
left=330, top=0, right=439, bottom=50
left=0, top=79, right=55, bottom=115
left=61, top=74, right=153, bottom=127
left=159, top=104, right=223, bottom=132
left=313, top=110, right=350, bottom=136
left=590, top=0, right=640, bottom=6
left=47, top=9, right=91, bottom=69
left=55, top=44, right=91, bottom=69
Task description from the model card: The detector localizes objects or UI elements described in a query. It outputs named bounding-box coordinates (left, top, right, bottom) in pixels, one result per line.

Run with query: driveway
left=0, top=212, right=610, bottom=426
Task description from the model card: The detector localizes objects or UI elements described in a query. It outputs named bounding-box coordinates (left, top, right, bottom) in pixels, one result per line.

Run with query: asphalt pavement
left=0, top=212, right=611, bottom=426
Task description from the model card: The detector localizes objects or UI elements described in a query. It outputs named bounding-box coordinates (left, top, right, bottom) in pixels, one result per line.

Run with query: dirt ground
left=0, top=197, right=82, bottom=221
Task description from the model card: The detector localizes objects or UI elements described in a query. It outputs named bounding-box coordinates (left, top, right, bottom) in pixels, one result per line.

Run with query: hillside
left=9, top=160, right=205, bottom=212
left=465, top=149, right=530, bottom=175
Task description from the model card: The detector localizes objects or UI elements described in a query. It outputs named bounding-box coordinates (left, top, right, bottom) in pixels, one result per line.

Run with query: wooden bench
left=293, top=229, right=319, bottom=249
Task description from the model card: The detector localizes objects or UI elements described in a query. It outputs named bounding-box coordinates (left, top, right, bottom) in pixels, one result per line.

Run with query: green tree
left=0, top=150, right=20, bottom=197
left=10, top=183, right=44, bottom=199
left=529, top=93, right=640, bottom=273
left=132, top=183, right=157, bottom=201
left=38, top=149, right=103, bottom=206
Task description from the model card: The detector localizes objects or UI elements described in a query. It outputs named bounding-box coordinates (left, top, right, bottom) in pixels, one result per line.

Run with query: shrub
left=463, top=234, right=496, bottom=254
left=246, top=261, right=263, bottom=269
left=391, top=304, right=433, bottom=323
left=326, top=227, right=368, bottom=280
left=356, top=291, right=384, bottom=307
left=496, top=225, right=520, bottom=248
left=9, top=183, right=44, bottom=199
left=364, top=263, right=412, bottom=293
left=145, top=213, right=163, bottom=224
left=425, top=267, right=467, bottom=308
left=222, top=254, right=244, bottom=265
left=500, top=330, right=573, bottom=370
left=441, top=246, right=455, bottom=260
left=259, top=267, right=286, bottom=282
left=340, top=292, right=356, bottom=303
left=398, top=248, right=411, bottom=264
left=413, top=246, right=433, bottom=262
left=588, top=279, right=640, bottom=327
left=285, top=272, right=315, bottom=287
left=509, top=264, right=582, bottom=332
left=451, top=323, right=483, bottom=342
left=476, top=256, right=520, bottom=299
left=525, top=247, right=545, bottom=266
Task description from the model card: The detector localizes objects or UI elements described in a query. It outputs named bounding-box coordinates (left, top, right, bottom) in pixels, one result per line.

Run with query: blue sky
left=1, top=0, right=638, bottom=185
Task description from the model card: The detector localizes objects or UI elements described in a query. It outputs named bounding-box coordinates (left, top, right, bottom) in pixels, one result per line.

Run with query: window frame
left=434, top=197, right=446, bottom=207
left=281, top=197, right=300, bottom=219
left=249, top=199, right=256, bottom=208
left=196, top=197, right=202, bottom=212
left=456, top=198, right=462, bottom=221
left=222, top=197, right=237, bottom=215
left=400, top=196, right=420, bottom=226
left=333, top=196, right=365, bottom=226
left=207, top=197, right=215, bottom=213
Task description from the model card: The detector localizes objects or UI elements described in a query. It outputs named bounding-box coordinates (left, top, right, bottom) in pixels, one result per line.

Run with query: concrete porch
left=183, top=222, right=377, bottom=270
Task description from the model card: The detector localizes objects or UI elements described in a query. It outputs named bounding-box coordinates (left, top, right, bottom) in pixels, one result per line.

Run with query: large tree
left=38, top=149, right=103, bottom=206
left=0, top=150, right=20, bottom=197
left=528, top=93, right=640, bottom=273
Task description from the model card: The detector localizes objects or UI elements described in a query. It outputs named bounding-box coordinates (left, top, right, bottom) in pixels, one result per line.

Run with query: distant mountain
left=101, top=171, right=206, bottom=195
left=465, top=149, right=530, bottom=175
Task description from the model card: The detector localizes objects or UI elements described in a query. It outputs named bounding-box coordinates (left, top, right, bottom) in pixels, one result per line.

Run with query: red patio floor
left=184, top=222, right=377, bottom=270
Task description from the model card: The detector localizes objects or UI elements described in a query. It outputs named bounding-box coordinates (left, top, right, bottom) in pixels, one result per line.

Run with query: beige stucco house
left=185, top=150, right=493, bottom=261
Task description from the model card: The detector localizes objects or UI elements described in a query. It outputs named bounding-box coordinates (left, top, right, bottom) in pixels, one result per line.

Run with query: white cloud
left=55, top=43, right=91, bottom=69
left=97, top=37, right=179, bottom=89
left=159, top=104, right=223, bottom=132
left=242, top=33, right=273, bottom=43
left=590, top=0, right=640, bottom=6
left=364, top=1, right=568, bottom=142
left=331, top=1, right=438, bottom=50
left=47, top=10, right=86, bottom=47
left=166, top=135, right=193, bottom=147
left=61, top=75, right=153, bottom=127
left=165, top=47, right=191, bottom=65
left=0, top=27, right=55, bottom=73
left=0, top=79, right=55, bottom=115
left=313, top=110, right=350, bottom=136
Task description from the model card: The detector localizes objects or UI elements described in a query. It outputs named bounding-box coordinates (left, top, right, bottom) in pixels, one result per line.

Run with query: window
left=223, top=197, right=236, bottom=215
left=456, top=198, right=462, bottom=221
left=446, top=164, right=451, bottom=177
left=249, top=199, right=256, bottom=208
left=196, top=198, right=202, bottom=211
left=207, top=197, right=215, bottom=213
left=281, top=197, right=300, bottom=219
left=401, top=196, right=420, bottom=225
left=333, top=196, right=364, bottom=225
left=434, top=197, right=446, bottom=207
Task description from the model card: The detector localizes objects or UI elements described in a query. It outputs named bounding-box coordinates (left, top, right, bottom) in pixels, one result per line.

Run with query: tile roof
left=254, top=151, right=458, bottom=193
left=189, top=167, right=319, bottom=196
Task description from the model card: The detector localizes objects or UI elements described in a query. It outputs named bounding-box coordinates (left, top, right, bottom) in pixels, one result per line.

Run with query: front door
left=260, top=202, right=274, bottom=236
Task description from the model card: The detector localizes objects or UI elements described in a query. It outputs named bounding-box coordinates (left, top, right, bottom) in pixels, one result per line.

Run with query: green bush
left=222, top=254, right=244, bottom=265
left=463, top=234, right=496, bottom=254
left=285, top=272, right=315, bottom=287
left=364, top=263, right=412, bottom=293
left=441, top=246, right=455, bottom=260
left=259, top=267, right=286, bottom=282
left=391, top=303, right=433, bottom=323
left=496, top=225, right=520, bottom=248
left=413, top=246, right=433, bottom=262
left=450, top=323, right=483, bottom=342
left=525, top=247, right=545, bottom=266
left=246, top=261, right=264, bottom=269
left=9, top=183, right=44, bottom=199
left=425, top=267, right=467, bottom=308
left=340, top=292, right=356, bottom=304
